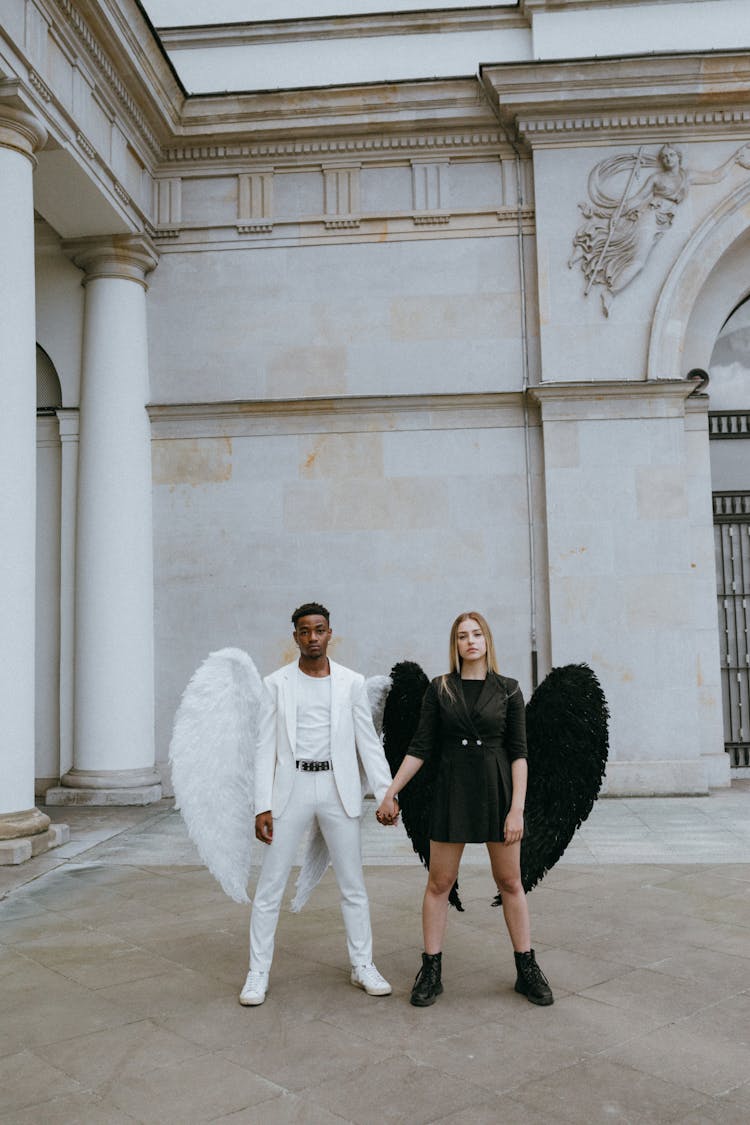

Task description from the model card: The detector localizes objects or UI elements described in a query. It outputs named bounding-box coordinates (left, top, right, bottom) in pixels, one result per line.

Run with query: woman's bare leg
left=487, top=840, right=531, bottom=952
left=423, top=842, right=464, bottom=953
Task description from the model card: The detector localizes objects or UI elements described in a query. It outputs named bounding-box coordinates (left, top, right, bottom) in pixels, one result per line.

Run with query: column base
left=46, top=769, right=162, bottom=806
left=45, top=784, right=161, bottom=806
left=45, top=766, right=162, bottom=805
left=605, top=759, right=710, bottom=796
left=0, top=824, right=70, bottom=865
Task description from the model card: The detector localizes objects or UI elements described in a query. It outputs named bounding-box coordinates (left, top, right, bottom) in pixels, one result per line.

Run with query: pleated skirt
left=429, top=745, right=516, bottom=844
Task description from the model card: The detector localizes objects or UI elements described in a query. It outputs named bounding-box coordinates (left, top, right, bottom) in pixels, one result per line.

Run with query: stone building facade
left=2, top=0, right=749, bottom=860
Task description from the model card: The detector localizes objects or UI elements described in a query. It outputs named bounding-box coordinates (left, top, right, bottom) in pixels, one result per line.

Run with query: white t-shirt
left=295, top=666, right=332, bottom=761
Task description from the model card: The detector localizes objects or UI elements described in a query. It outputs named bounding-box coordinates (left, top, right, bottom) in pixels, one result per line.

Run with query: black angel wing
left=513, top=662, right=609, bottom=897
left=382, top=661, right=463, bottom=910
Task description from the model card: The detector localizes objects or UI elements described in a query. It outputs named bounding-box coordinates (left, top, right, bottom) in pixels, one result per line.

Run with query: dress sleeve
left=504, top=679, right=528, bottom=761
left=406, top=679, right=441, bottom=761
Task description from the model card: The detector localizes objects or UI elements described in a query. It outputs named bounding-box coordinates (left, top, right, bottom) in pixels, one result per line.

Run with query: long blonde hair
left=439, top=611, right=500, bottom=699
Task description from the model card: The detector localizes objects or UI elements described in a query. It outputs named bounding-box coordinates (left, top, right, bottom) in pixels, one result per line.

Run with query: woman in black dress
left=376, top=611, right=553, bottom=1007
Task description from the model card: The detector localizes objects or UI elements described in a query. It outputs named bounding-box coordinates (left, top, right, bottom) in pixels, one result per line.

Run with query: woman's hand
left=503, top=808, right=524, bottom=846
left=376, top=794, right=399, bottom=826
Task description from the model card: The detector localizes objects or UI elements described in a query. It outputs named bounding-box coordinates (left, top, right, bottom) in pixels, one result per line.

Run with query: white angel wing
left=366, top=674, right=392, bottom=736
left=169, top=647, right=261, bottom=903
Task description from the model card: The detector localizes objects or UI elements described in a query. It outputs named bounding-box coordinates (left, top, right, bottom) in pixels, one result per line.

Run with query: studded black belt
left=296, top=760, right=331, bottom=772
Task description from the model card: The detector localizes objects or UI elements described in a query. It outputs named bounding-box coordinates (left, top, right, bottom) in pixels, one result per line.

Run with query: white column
left=57, top=409, right=80, bottom=781
left=0, top=105, right=60, bottom=860
left=47, top=236, right=161, bottom=805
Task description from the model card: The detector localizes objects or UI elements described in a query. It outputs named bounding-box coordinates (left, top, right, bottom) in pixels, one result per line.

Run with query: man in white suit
left=240, top=602, right=396, bottom=1006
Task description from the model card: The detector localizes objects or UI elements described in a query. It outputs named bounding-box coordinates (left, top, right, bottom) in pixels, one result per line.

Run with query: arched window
left=708, top=296, right=750, bottom=411
left=36, top=344, right=62, bottom=415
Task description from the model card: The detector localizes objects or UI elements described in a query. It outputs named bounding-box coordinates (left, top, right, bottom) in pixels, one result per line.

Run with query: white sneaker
left=350, top=962, right=392, bottom=996
left=239, top=969, right=269, bottom=1006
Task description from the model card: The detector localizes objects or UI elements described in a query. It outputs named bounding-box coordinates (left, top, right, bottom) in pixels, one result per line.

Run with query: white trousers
left=249, top=769, right=372, bottom=974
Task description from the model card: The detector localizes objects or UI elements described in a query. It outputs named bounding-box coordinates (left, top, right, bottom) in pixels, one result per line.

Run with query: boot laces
left=522, top=958, right=549, bottom=988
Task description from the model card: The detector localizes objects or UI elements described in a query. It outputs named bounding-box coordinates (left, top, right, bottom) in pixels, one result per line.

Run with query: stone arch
left=648, top=177, right=750, bottom=380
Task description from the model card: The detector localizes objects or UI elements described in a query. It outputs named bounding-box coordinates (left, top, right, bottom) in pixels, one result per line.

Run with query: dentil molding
left=481, top=53, right=750, bottom=148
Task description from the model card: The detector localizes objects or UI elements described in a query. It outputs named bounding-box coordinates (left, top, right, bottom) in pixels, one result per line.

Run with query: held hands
left=375, top=794, right=399, bottom=826
left=503, top=807, right=524, bottom=846
left=255, top=811, right=273, bottom=845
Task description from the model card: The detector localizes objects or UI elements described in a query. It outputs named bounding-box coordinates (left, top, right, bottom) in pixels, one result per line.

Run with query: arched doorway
left=36, top=344, right=62, bottom=794
left=709, top=301, right=750, bottom=769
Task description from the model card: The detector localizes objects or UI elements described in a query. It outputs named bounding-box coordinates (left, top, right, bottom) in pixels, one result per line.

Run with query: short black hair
left=292, top=602, right=330, bottom=626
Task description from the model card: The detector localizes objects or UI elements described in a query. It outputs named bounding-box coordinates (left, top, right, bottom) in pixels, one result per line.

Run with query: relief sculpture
left=569, top=142, right=750, bottom=316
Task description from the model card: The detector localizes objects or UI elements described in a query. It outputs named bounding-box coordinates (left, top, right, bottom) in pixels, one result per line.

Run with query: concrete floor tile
left=676, top=992, right=750, bottom=1042
left=675, top=1096, right=750, bottom=1124
left=155, top=992, right=317, bottom=1050
left=95, top=965, right=236, bottom=1019
left=305, top=1053, right=491, bottom=1125
left=0, top=1049, right=82, bottom=1114
left=133, top=930, right=247, bottom=984
left=318, top=982, right=508, bottom=1048
left=512, top=1055, right=707, bottom=1124
left=579, top=966, right=730, bottom=1021
left=502, top=992, right=668, bottom=1055
left=403, top=1018, right=583, bottom=1094
left=0, top=1091, right=142, bottom=1124
left=106, top=1052, right=282, bottom=1123
left=210, top=1089, right=350, bottom=1123
left=33, top=1018, right=206, bottom=1090
left=431, top=1098, right=555, bottom=1125
left=0, top=946, right=31, bottom=980
left=602, top=1019, right=750, bottom=1097
left=220, top=1016, right=396, bottom=1092
left=0, top=911, right=93, bottom=947
left=645, top=946, right=750, bottom=989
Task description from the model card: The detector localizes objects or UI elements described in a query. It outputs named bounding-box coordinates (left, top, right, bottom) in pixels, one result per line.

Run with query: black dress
left=407, top=671, right=527, bottom=843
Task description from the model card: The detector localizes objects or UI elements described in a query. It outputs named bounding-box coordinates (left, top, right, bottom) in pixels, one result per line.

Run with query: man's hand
left=255, top=811, right=273, bottom=844
left=375, top=794, right=399, bottom=826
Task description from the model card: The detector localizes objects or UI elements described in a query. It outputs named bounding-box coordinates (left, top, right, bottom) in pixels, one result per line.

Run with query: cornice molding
left=521, top=0, right=709, bottom=10
left=163, top=129, right=509, bottom=164
left=530, top=379, right=696, bottom=420
left=51, top=0, right=164, bottom=155
left=158, top=6, right=526, bottom=50
left=531, top=380, right=694, bottom=401
left=178, top=79, right=497, bottom=143
left=148, top=391, right=529, bottom=438
left=481, top=53, right=750, bottom=147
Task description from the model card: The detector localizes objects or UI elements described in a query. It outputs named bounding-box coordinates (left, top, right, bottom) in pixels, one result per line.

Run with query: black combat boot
left=514, top=949, right=554, bottom=1006
left=410, top=952, right=443, bottom=1007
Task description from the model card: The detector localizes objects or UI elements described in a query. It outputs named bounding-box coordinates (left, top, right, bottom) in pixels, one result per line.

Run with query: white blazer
left=254, top=659, right=392, bottom=818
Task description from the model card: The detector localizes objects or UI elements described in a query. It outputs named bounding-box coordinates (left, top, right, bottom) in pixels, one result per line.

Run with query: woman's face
left=456, top=618, right=487, bottom=667
left=660, top=146, right=679, bottom=170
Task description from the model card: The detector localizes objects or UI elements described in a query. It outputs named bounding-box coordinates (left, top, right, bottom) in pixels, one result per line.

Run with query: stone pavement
left=1, top=784, right=749, bottom=1124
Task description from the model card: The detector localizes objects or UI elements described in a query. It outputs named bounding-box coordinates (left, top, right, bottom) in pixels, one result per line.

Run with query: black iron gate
left=713, top=491, right=750, bottom=766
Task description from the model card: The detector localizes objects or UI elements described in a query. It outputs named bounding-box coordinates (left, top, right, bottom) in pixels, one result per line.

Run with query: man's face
left=293, top=614, right=332, bottom=660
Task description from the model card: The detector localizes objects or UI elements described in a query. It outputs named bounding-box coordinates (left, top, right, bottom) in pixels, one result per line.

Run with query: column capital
left=0, top=102, right=47, bottom=162
left=62, top=234, right=159, bottom=290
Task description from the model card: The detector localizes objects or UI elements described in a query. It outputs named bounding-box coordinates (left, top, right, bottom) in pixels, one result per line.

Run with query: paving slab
left=0, top=783, right=749, bottom=1123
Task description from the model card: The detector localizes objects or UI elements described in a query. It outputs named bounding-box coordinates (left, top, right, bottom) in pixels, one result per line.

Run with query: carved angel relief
left=569, top=143, right=750, bottom=316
